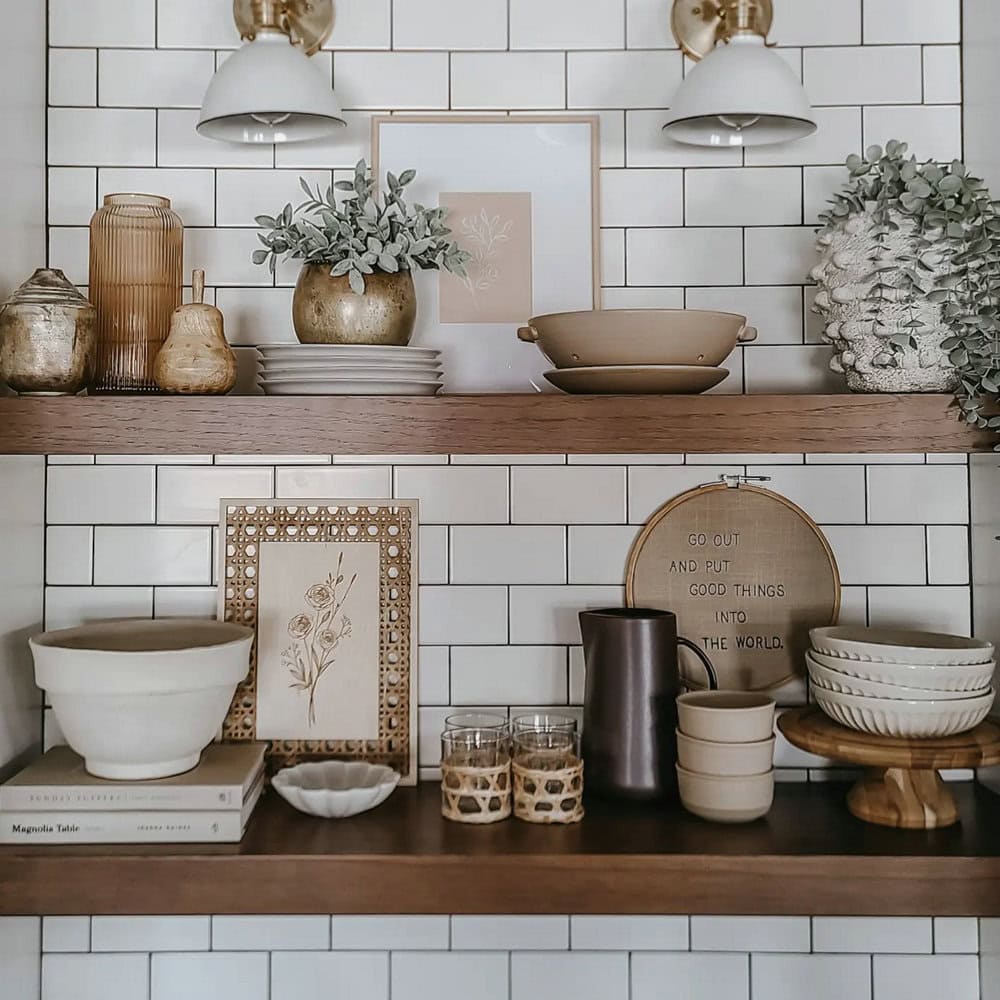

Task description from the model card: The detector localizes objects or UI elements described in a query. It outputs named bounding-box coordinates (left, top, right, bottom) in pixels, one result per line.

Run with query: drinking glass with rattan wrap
left=440, top=728, right=511, bottom=825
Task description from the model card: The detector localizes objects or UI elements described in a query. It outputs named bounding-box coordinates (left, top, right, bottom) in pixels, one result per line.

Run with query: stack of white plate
left=256, top=345, right=443, bottom=396
left=807, top=626, right=996, bottom=739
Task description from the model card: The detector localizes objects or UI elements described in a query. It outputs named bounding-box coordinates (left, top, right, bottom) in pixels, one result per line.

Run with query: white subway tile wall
left=4, top=913, right=993, bottom=999
left=46, top=0, right=961, bottom=389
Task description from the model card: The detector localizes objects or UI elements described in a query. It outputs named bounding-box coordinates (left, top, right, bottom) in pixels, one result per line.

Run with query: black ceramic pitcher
left=579, top=608, right=718, bottom=801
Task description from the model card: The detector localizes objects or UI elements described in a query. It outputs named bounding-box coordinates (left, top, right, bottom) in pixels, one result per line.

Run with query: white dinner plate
left=257, top=344, right=440, bottom=361
left=259, top=363, right=443, bottom=379
left=259, top=377, right=441, bottom=396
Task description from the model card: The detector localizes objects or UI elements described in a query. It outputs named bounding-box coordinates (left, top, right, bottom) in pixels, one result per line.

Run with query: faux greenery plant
left=819, top=140, right=1000, bottom=436
left=253, top=159, right=469, bottom=295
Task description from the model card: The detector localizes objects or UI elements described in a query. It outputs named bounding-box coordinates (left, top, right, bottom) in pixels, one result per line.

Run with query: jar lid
left=4, top=269, right=94, bottom=309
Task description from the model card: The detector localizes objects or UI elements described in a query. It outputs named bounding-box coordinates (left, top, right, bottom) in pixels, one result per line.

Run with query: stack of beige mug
left=675, top=692, right=777, bottom=824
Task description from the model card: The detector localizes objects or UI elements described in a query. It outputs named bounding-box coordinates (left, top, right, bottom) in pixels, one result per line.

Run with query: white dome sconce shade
left=198, top=0, right=346, bottom=145
left=663, top=0, right=817, bottom=148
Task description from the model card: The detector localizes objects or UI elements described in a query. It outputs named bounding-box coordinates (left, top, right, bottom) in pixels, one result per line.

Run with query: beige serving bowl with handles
left=517, top=309, right=758, bottom=369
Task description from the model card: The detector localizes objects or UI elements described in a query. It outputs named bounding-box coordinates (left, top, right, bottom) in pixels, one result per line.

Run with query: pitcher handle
left=677, top=637, right=718, bottom=691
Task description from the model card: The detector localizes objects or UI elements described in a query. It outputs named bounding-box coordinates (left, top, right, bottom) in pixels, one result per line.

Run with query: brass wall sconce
left=663, top=0, right=817, bottom=147
left=198, top=0, right=345, bottom=145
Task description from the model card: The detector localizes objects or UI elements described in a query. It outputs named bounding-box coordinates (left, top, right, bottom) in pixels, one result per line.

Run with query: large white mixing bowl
left=31, top=619, right=253, bottom=780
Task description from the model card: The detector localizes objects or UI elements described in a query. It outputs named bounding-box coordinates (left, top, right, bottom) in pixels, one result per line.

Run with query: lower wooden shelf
left=2, top=782, right=999, bottom=916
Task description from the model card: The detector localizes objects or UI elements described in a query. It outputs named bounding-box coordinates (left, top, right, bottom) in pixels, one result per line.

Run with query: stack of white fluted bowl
left=807, top=626, right=996, bottom=739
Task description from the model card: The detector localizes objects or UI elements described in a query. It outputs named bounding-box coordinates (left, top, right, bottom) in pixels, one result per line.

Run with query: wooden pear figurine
left=154, top=269, right=237, bottom=394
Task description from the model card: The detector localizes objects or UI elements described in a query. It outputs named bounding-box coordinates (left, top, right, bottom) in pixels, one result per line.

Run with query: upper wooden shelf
left=0, top=393, right=989, bottom=456
left=2, top=783, right=999, bottom=916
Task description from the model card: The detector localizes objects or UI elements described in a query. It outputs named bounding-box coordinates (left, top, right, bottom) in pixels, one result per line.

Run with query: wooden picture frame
left=371, top=114, right=601, bottom=392
left=219, top=500, right=418, bottom=784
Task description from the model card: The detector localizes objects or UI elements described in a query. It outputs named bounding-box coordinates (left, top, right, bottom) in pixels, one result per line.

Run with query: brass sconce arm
left=234, top=0, right=334, bottom=55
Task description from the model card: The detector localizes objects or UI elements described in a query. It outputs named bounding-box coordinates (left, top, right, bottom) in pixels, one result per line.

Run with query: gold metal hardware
left=670, top=0, right=774, bottom=61
left=234, top=0, right=334, bottom=56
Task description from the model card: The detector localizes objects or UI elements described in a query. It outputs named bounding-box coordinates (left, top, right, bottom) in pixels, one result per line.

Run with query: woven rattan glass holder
left=440, top=729, right=511, bottom=825
left=512, top=731, right=584, bottom=825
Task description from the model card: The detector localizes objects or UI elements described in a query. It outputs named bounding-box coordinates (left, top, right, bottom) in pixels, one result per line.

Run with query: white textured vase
left=811, top=208, right=959, bottom=393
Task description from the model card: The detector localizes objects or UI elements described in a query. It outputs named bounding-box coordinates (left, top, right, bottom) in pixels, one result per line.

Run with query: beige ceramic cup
left=676, top=691, right=776, bottom=744
left=675, top=730, right=775, bottom=777
left=676, top=765, right=775, bottom=824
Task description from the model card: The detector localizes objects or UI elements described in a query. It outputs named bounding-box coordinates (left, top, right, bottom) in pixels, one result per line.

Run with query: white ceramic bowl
left=809, top=626, right=994, bottom=666
left=676, top=691, right=776, bottom=744
left=676, top=765, right=774, bottom=824
left=806, top=654, right=991, bottom=702
left=812, top=686, right=995, bottom=739
left=675, top=730, right=775, bottom=777
left=30, top=619, right=253, bottom=780
left=272, top=760, right=400, bottom=818
left=807, top=646, right=996, bottom=693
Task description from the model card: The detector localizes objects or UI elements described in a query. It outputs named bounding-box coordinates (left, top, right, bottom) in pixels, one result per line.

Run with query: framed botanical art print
left=372, top=115, right=600, bottom=393
left=219, top=500, right=418, bottom=785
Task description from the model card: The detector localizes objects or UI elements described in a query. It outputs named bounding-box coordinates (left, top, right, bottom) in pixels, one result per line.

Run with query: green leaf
left=252, top=249, right=269, bottom=265
left=348, top=268, right=365, bottom=295
left=255, top=215, right=277, bottom=229
left=378, top=253, right=399, bottom=272
left=399, top=169, right=416, bottom=186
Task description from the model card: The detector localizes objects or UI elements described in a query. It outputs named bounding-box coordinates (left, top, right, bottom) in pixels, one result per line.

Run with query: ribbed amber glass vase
left=89, top=194, right=183, bottom=392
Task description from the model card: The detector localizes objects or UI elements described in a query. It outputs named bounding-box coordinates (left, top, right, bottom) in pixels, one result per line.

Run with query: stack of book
left=0, top=743, right=266, bottom=844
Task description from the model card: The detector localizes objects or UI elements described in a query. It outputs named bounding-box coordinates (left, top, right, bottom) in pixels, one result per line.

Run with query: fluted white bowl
left=812, top=686, right=995, bottom=739
left=807, top=647, right=996, bottom=693
left=806, top=654, right=991, bottom=702
left=809, top=626, right=994, bottom=666
left=272, top=760, right=400, bottom=819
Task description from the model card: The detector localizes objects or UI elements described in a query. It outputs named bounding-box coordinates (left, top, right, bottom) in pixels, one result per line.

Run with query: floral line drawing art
left=458, top=208, right=514, bottom=305
left=282, top=550, right=357, bottom=727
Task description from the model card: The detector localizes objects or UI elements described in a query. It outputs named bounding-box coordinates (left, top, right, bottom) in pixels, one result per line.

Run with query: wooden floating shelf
left=2, top=783, right=1000, bottom=916
left=0, top=393, right=989, bottom=456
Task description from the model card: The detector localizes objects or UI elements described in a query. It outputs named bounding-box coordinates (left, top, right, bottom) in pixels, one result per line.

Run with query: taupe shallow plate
left=545, top=365, right=728, bottom=395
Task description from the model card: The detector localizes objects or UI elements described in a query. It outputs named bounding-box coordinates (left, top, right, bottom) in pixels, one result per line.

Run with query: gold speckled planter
left=292, top=265, right=417, bottom=346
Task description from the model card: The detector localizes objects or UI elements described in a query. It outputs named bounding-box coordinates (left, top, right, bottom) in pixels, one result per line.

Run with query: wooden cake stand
left=778, top=707, right=1000, bottom=830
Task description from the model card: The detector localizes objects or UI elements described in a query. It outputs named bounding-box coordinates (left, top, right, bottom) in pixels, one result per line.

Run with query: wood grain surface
left=779, top=708, right=1000, bottom=830
left=778, top=708, right=1000, bottom=770
left=3, top=782, right=1000, bottom=915
left=0, top=394, right=988, bottom=456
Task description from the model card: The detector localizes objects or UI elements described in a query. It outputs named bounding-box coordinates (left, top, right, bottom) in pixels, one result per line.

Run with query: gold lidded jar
left=0, top=268, right=96, bottom=395
left=89, top=193, right=183, bottom=392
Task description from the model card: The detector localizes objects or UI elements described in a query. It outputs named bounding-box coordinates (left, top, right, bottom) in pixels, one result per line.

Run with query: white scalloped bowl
left=807, top=647, right=996, bottom=693
left=809, top=626, right=994, bottom=666
left=812, top=686, right=995, bottom=739
left=806, top=655, right=992, bottom=702
left=272, top=760, right=400, bottom=819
